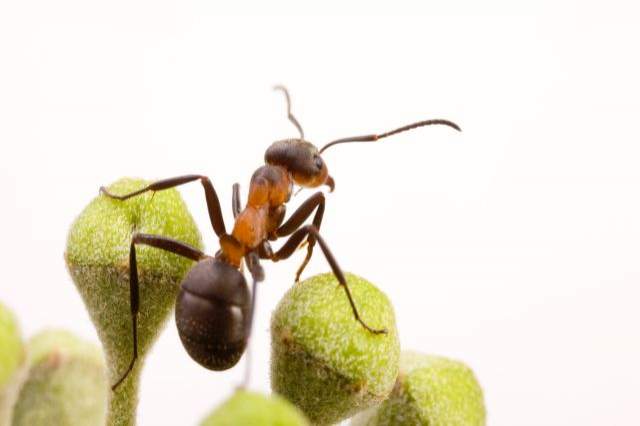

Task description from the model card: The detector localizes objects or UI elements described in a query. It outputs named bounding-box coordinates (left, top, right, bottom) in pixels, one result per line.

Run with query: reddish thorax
left=221, top=165, right=292, bottom=267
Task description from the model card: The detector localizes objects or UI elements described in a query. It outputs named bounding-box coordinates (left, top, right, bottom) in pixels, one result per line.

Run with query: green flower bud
left=271, top=272, right=400, bottom=425
left=351, top=352, right=486, bottom=426
left=0, top=302, right=25, bottom=426
left=200, top=391, right=310, bottom=426
left=11, top=330, right=108, bottom=426
left=65, top=178, right=203, bottom=426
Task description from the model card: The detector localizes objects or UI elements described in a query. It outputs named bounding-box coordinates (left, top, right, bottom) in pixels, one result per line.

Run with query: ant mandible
left=100, top=86, right=460, bottom=390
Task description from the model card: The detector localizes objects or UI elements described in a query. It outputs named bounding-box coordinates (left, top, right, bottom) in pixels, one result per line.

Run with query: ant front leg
left=274, top=191, right=325, bottom=282
left=100, top=175, right=227, bottom=236
left=270, top=225, right=387, bottom=335
left=111, top=233, right=205, bottom=391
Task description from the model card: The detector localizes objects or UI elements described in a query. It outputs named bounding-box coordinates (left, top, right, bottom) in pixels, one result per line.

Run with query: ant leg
left=111, top=233, right=205, bottom=391
left=239, top=251, right=263, bottom=389
left=100, top=175, right=227, bottom=236
left=232, top=183, right=242, bottom=218
left=275, top=192, right=325, bottom=236
left=258, top=241, right=274, bottom=259
left=245, top=251, right=265, bottom=283
left=271, top=225, right=387, bottom=335
left=274, top=192, right=325, bottom=282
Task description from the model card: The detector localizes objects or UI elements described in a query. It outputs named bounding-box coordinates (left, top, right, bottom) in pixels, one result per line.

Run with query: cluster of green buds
left=269, top=274, right=486, bottom=425
left=3, top=177, right=485, bottom=425
left=1, top=304, right=107, bottom=426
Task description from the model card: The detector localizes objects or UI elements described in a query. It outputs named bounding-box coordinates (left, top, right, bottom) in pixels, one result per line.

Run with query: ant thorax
left=227, top=165, right=292, bottom=263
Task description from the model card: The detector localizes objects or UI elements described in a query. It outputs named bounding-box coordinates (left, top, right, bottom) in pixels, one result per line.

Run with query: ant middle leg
left=274, top=191, right=325, bottom=282
left=270, top=225, right=387, bottom=335
left=100, top=175, right=227, bottom=236
left=111, top=233, right=205, bottom=391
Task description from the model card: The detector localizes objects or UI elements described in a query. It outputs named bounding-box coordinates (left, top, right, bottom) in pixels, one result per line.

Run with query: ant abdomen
left=175, top=257, right=251, bottom=370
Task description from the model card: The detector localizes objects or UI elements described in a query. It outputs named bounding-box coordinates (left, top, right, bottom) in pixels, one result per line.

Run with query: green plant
left=0, top=302, right=25, bottom=426
left=58, top=176, right=484, bottom=426
left=65, top=178, right=203, bottom=426
left=351, top=352, right=486, bottom=426
left=200, top=390, right=310, bottom=426
left=271, top=272, right=400, bottom=425
left=11, top=330, right=108, bottom=426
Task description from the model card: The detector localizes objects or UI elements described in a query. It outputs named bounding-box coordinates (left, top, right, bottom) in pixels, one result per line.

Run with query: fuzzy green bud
left=200, top=391, right=310, bottom=426
left=271, top=272, right=400, bottom=425
left=351, top=352, right=486, bottom=426
left=0, top=302, right=25, bottom=426
left=65, top=178, right=203, bottom=426
left=11, top=330, right=108, bottom=426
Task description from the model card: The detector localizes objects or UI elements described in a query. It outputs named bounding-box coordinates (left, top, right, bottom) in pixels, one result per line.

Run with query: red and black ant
left=100, top=86, right=460, bottom=390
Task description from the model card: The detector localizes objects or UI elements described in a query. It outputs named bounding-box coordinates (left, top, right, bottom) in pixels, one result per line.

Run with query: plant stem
left=106, top=366, right=141, bottom=426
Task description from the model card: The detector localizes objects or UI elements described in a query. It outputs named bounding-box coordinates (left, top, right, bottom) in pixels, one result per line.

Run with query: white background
left=1, top=1, right=639, bottom=425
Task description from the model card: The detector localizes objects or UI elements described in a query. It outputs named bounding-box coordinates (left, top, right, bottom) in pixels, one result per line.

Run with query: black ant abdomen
left=175, top=258, right=251, bottom=370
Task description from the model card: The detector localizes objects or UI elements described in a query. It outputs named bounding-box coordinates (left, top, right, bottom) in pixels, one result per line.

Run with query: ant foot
left=358, top=318, right=388, bottom=335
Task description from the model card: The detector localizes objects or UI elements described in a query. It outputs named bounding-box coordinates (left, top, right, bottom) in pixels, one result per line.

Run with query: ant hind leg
left=238, top=251, right=263, bottom=389
left=111, top=233, right=204, bottom=391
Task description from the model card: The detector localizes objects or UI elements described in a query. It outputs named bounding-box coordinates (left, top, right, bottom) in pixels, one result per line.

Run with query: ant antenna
left=274, top=85, right=304, bottom=140
left=319, top=119, right=461, bottom=154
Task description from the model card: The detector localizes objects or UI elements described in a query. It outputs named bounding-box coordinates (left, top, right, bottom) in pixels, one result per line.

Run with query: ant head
left=264, top=139, right=334, bottom=191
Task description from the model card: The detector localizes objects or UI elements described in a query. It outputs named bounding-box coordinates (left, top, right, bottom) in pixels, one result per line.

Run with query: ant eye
left=314, top=156, right=323, bottom=170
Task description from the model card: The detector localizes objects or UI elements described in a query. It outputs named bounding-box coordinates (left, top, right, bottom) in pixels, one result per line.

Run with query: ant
left=100, top=86, right=460, bottom=390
